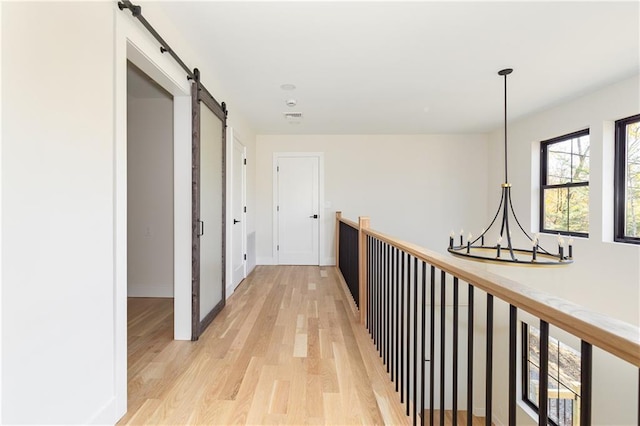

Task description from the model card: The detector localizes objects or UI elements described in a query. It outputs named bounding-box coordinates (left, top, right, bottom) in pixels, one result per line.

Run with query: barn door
left=191, top=74, right=227, bottom=340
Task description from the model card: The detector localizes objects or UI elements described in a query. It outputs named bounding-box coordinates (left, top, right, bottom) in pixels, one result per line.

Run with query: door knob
left=233, top=219, right=241, bottom=224
left=309, top=214, right=318, bottom=219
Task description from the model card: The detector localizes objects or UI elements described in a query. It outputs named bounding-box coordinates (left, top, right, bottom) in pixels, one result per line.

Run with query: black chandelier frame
left=447, top=68, right=574, bottom=266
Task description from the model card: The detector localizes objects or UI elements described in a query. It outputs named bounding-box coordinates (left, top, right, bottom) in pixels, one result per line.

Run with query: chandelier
left=447, top=68, right=574, bottom=265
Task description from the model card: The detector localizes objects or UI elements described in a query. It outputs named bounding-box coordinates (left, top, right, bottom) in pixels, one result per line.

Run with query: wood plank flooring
left=120, top=266, right=481, bottom=425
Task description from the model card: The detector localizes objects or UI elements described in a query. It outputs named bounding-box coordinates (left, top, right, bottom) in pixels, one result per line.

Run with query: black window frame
left=539, top=129, right=590, bottom=237
left=614, top=114, right=640, bottom=245
left=521, top=322, right=581, bottom=426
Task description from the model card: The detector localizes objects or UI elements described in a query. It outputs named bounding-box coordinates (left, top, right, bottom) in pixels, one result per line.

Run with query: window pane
left=543, top=187, right=589, bottom=233
left=525, top=323, right=581, bottom=426
left=544, top=187, right=569, bottom=231
left=528, top=362, right=540, bottom=405
left=548, top=376, right=560, bottom=425
left=625, top=122, right=640, bottom=237
left=547, top=140, right=573, bottom=184
left=571, top=135, right=590, bottom=183
left=568, top=186, right=589, bottom=233
left=558, top=342, right=581, bottom=390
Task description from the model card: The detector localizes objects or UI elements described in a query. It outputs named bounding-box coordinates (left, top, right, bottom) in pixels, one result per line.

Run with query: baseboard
left=321, top=256, right=336, bottom=266
left=127, top=283, right=173, bottom=298
left=87, top=395, right=118, bottom=425
left=257, top=257, right=275, bottom=265
left=246, top=263, right=256, bottom=276
left=226, top=284, right=235, bottom=299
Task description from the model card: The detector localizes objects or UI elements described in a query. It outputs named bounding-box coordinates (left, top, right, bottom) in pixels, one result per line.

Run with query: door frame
left=226, top=127, right=247, bottom=297
left=115, top=10, right=193, bottom=419
left=272, top=152, right=325, bottom=265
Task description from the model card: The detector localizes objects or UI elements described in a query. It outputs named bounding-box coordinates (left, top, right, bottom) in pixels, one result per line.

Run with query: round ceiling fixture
left=286, top=99, right=297, bottom=107
left=280, top=83, right=296, bottom=91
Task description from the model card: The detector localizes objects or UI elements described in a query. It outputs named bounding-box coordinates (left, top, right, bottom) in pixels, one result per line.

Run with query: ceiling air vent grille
left=283, top=112, right=303, bottom=120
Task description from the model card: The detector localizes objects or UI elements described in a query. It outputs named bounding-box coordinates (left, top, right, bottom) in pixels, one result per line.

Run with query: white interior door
left=276, top=155, right=320, bottom=265
left=231, top=136, right=246, bottom=288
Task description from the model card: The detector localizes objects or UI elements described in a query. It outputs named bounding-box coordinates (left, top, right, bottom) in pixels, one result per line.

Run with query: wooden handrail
left=360, top=226, right=640, bottom=368
left=338, top=216, right=359, bottom=229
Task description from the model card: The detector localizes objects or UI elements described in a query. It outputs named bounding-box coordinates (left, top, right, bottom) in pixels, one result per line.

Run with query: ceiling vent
left=283, top=112, right=303, bottom=120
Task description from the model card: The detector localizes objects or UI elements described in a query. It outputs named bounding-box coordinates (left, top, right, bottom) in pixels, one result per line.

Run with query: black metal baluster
left=391, top=246, right=396, bottom=382
left=378, top=240, right=383, bottom=356
left=375, top=239, right=380, bottom=349
left=386, top=244, right=391, bottom=371
left=580, top=340, right=592, bottom=426
left=440, top=271, right=446, bottom=426
left=379, top=241, right=385, bottom=358
left=395, top=247, right=400, bottom=392
left=400, top=251, right=405, bottom=403
left=467, top=285, right=474, bottom=426
left=539, top=320, right=549, bottom=426
left=508, top=305, right=517, bottom=426
left=367, top=236, right=372, bottom=333
left=370, top=237, right=374, bottom=337
left=413, top=257, right=419, bottom=426
left=406, top=255, right=412, bottom=417
left=453, top=277, right=459, bottom=425
left=421, top=261, right=427, bottom=426
left=486, top=294, right=493, bottom=426
left=429, top=266, right=435, bottom=426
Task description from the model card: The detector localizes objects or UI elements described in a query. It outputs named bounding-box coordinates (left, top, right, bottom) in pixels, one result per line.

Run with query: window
left=540, top=130, right=590, bottom=236
left=522, top=323, right=582, bottom=426
left=614, top=114, right=640, bottom=244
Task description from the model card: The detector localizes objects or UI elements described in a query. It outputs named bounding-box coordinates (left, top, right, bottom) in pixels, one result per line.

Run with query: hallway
left=119, top=266, right=410, bottom=425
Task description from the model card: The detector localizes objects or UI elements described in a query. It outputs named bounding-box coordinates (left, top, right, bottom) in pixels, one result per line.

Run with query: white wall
left=1, top=1, right=258, bottom=423
left=256, top=134, right=490, bottom=266
left=1, top=2, right=116, bottom=423
left=127, top=77, right=174, bottom=298
left=478, top=75, right=640, bottom=425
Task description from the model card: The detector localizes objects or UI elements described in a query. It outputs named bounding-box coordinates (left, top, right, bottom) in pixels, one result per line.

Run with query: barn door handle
left=309, top=214, right=318, bottom=219
left=197, top=220, right=204, bottom=236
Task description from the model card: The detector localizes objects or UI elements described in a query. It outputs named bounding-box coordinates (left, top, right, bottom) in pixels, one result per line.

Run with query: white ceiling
left=151, top=1, right=639, bottom=135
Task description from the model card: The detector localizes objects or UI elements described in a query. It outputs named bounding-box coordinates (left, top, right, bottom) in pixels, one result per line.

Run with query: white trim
left=272, top=152, right=325, bottom=266
left=257, top=257, right=276, bottom=265
left=0, top=3, right=4, bottom=420
left=322, top=256, right=336, bottom=266
left=173, top=96, right=192, bottom=341
left=226, top=128, right=248, bottom=299
left=114, top=10, right=193, bottom=421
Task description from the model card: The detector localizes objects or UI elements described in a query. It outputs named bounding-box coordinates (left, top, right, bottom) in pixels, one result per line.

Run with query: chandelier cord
left=503, top=72, right=508, bottom=184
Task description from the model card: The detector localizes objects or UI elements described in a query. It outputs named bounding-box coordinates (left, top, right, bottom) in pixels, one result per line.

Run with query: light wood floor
left=119, top=266, right=481, bottom=425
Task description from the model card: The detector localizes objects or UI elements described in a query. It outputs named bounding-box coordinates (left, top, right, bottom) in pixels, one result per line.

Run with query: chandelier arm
left=507, top=187, right=554, bottom=255
left=503, top=188, right=517, bottom=260
left=480, top=189, right=506, bottom=242
left=507, top=188, right=534, bottom=242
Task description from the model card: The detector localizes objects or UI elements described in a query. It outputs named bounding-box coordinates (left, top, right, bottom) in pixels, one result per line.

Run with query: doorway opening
left=125, top=61, right=175, bottom=392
